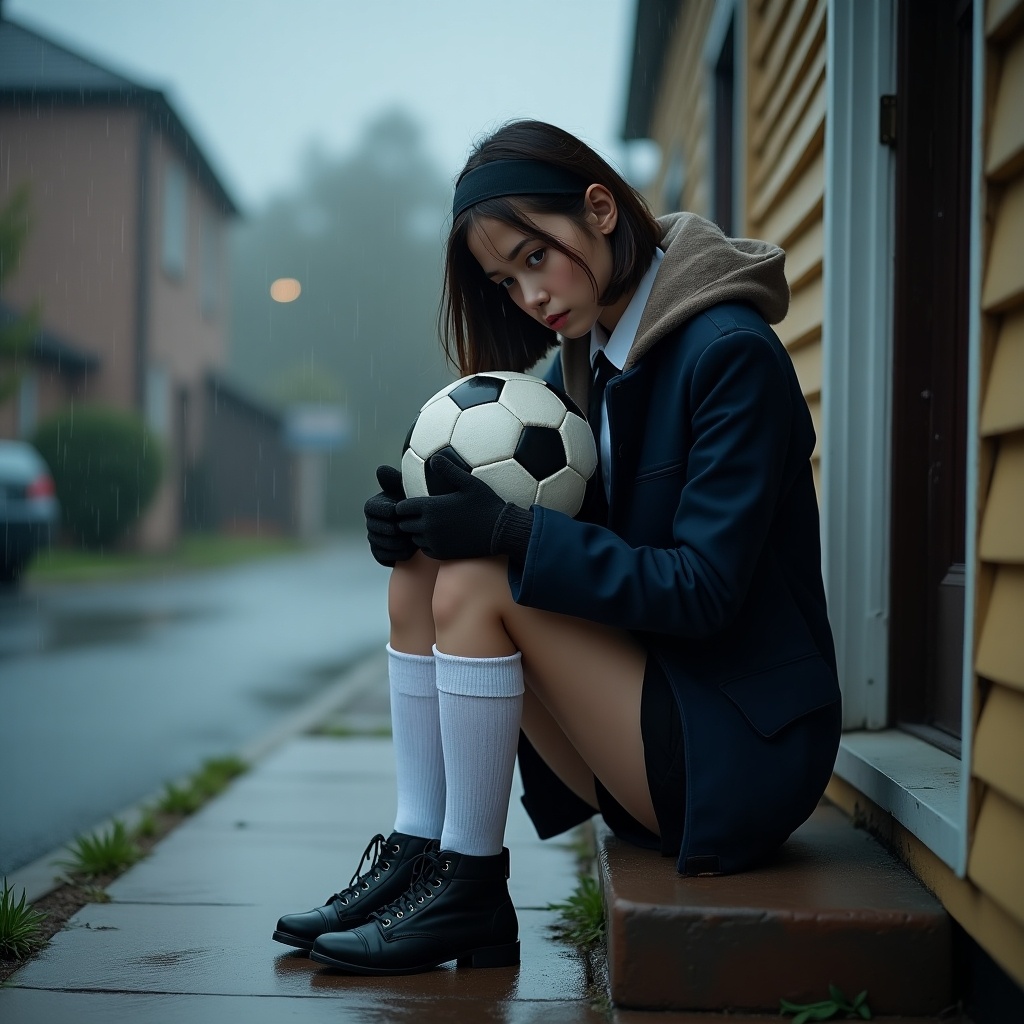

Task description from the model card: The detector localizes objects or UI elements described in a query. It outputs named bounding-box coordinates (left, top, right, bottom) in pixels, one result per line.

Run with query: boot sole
left=271, top=930, right=315, bottom=951
left=309, top=940, right=521, bottom=975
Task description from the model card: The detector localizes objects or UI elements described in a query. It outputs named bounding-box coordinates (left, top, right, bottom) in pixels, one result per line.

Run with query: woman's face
left=466, top=190, right=627, bottom=337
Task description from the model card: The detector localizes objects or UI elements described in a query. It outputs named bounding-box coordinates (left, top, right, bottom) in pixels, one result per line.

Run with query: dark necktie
left=585, top=351, right=616, bottom=520
left=588, top=350, right=616, bottom=450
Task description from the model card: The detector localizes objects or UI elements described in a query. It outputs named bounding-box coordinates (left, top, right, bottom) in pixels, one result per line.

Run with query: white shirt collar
left=589, top=247, right=664, bottom=371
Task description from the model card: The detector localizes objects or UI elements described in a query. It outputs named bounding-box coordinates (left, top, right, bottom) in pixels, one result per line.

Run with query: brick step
left=610, top=1012, right=966, bottom=1023
left=598, top=801, right=953, bottom=1016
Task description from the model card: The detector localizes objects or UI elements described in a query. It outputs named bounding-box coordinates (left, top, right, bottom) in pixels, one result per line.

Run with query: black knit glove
left=364, top=465, right=418, bottom=567
left=396, top=455, right=533, bottom=562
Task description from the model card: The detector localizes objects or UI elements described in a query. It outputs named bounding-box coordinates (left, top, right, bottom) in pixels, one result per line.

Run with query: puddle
left=44, top=607, right=206, bottom=652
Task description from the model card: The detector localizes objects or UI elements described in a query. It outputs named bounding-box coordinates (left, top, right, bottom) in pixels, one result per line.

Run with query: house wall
left=745, top=0, right=827, bottom=493
left=137, top=131, right=230, bottom=549
left=202, top=377, right=294, bottom=535
left=0, top=106, right=142, bottom=413
left=970, top=0, right=1024, bottom=965
left=0, top=99, right=234, bottom=550
left=648, top=1, right=715, bottom=215
left=639, top=0, right=1023, bottom=989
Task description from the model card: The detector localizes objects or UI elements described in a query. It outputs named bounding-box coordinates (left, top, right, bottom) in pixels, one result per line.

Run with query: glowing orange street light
left=270, top=277, right=302, bottom=302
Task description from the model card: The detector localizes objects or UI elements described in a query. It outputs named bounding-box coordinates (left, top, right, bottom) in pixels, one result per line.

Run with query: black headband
left=452, top=159, right=587, bottom=219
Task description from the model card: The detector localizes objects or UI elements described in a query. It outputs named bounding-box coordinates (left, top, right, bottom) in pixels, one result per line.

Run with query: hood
left=559, top=212, right=790, bottom=411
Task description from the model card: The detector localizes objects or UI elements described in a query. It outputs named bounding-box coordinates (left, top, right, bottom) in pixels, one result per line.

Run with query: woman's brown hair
left=440, top=120, right=660, bottom=376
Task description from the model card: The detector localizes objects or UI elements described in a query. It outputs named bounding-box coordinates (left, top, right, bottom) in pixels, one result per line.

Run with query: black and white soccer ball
left=401, top=371, right=597, bottom=517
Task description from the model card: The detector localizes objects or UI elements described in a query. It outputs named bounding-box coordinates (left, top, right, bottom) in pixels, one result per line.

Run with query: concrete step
left=599, top=801, right=953, bottom=1016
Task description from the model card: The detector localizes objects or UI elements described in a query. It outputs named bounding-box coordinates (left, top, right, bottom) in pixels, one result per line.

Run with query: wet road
left=0, top=537, right=390, bottom=875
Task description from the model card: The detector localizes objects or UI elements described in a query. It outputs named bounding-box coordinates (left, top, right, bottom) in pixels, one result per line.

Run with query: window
left=145, top=364, right=170, bottom=437
left=823, top=0, right=978, bottom=874
left=200, top=210, right=220, bottom=318
left=711, top=17, right=736, bottom=234
left=889, top=0, right=974, bottom=754
left=162, top=160, right=187, bottom=280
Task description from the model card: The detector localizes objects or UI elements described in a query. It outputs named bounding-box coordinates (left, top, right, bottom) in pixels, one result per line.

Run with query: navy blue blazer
left=511, top=302, right=842, bottom=875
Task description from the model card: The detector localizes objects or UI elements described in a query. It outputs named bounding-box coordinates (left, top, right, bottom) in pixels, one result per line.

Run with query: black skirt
left=594, top=654, right=686, bottom=857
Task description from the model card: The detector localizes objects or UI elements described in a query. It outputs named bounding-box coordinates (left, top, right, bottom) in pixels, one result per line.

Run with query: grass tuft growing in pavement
left=546, top=873, right=606, bottom=950
left=56, top=820, right=144, bottom=878
left=157, top=755, right=248, bottom=815
left=780, top=985, right=873, bottom=1022
left=156, top=781, right=205, bottom=815
left=0, top=879, right=47, bottom=960
left=192, top=755, right=248, bottom=797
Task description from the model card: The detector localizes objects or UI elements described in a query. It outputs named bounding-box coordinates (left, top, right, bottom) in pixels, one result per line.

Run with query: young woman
left=272, top=120, right=842, bottom=975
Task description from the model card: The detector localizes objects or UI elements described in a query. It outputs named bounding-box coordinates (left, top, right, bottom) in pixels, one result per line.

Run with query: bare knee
left=431, top=558, right=503, bottom=631
left=388, top=552, right=439, bottom=654
left=432, top=558, right=516, bottom=657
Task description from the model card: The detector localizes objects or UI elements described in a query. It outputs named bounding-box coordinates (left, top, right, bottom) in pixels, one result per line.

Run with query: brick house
left=0, top=6, right=292, bottom=545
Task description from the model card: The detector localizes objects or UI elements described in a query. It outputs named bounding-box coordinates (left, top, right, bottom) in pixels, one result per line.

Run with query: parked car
left=0, top=440, right=59, bottom=584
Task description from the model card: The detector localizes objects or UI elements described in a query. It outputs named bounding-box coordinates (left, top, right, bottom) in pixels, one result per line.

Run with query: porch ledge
left=834, top=729, right=963, bottom=874
left=597, top=802, right=952, bottom=1015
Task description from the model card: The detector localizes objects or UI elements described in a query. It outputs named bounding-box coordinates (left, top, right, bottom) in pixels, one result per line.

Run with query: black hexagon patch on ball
left=402, top=372, right=598, bottom=517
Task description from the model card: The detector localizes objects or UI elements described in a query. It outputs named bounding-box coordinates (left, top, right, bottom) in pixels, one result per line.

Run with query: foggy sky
left=6, top=0, right=638, bottom=211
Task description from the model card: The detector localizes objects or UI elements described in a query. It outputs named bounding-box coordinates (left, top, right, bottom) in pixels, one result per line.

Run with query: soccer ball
left=402, top=371, right=597, bottom=517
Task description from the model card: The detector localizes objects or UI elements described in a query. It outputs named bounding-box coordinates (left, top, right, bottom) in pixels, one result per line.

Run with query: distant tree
left=229, top=109, right=455, bottom=526
left=0, top=185, right=40, bottom=403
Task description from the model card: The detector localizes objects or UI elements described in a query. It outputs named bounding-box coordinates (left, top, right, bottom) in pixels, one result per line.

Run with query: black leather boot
left=309, top=846, right=519, bottom=974
left=272, top=831, right=436, bottom=950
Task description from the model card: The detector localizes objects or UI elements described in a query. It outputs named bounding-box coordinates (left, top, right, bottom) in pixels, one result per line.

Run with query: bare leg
left=388, top=550, right=439, bottom=654
left=521, top=687, right=599, bottom=809
left=431, top=557, right=658, bottom=836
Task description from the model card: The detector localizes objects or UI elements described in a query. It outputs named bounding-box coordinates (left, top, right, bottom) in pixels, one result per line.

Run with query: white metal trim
left=952, top=0, right=987, bottom=880
left=822, top=0, right=896, bottom=730
left=837, top=731, right=963, bottom=870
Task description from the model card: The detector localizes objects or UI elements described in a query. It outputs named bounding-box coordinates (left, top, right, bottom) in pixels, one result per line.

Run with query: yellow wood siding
left=969, top=788, right=1024, bottom=925
left=969, top=0, right=1024, bottom=972
left=648, top=0, right=715, bottom=217
left=747, top=0, right=826, bottom=484
left=980, top=308, right=1024, bottom=433
left=973, top=684, right=1024, bottom=805
left=987, top=28, right=1024, bottom=179
left=981, top=175, right=1024, bottom=311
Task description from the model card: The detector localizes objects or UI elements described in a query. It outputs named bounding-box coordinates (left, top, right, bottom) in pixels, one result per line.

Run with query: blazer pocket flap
left=720, top=655, right=837, bottom=738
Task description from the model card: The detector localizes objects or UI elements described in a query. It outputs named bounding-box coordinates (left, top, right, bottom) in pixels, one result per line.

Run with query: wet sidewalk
left=0, top=652, right=613, bottom=1023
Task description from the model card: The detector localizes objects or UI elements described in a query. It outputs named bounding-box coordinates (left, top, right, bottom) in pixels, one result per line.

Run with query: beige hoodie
left=558, top=212, right=791, bottom=414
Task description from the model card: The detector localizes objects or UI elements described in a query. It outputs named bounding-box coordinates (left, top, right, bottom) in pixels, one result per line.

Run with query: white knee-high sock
left=433, top=645, right=524, bottom=857
left=388, top=644, right=445, bottom=840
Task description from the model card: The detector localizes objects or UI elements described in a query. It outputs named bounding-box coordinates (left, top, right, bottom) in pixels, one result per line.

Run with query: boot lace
left=371, top=843, right=446, bottom=927
left=326, top=833, right=398, bottom=907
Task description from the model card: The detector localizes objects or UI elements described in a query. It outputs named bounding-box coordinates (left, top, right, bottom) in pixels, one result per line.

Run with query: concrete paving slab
left=11, top=902, right=586, bottom=1001
left=107, top=823, right=577, bottom=910
left=174, top=779, right=397, bottom=833
left=2, top=725, right=603, bottom=1024
left=0, top=989, right=608, bottom=1024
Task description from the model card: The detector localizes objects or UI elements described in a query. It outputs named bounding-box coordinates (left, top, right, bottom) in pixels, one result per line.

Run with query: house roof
left=0, top=300, right=101, bottom=373
left=0, top=12, right=239, bottom=215
left=205, top=372, right=284, bottom=426
left=623, top=0, right=683, bottom=141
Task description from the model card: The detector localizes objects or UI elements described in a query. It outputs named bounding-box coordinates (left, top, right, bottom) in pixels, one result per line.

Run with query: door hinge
left=880, top=94, right=897, bottom=147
